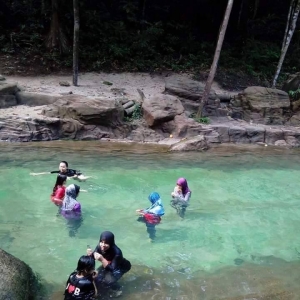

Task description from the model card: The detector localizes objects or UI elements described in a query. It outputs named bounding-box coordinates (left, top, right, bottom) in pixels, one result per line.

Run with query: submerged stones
left=234, top=258, right=244, bottom=266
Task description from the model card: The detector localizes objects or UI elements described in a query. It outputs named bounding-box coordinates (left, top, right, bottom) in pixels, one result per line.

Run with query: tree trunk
left=281, top=0, right=293, bottom=52
left=139, top=0, right=147, bottom=29
left=73, top=0, right=80, bottom=86
left=237, top=0, right=244, bottom=29
left=46, top=0, right=68, bottom=53
left=41, top=0, right=46, bottom=15
left=272, top=0, right=300, bottom=88
left=196, top=0, right=235, bottom=118
left=253, top=0, right=259, bottom=19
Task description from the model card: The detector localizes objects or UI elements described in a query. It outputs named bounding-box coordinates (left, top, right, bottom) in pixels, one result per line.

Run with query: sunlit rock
left=142, top=94, right=184, bottom=127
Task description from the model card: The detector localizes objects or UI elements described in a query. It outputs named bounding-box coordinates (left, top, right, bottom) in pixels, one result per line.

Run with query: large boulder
left=0, top=95, right=18, bottom=108
left=159, top=115, right=203, bottom=138
left=165, top=74, right=217, bottom=101
left=16, top=92, right=60, bottom=106
left=164, top=74, right=221, bottom=116
left=42, top=95, right=124, bottom=127
left=169, top=135, right=208, bottom=151
left=142, top=94, right=184, bottom=127
left=0, top=82, right=20, bottom=108
left=0, top=116, right=60, bottom=142
left=126, top=126, right=163, bottom=142
left=0, top=248, right=38, bottom=300
left=282, top=72, right=300, bottom=95
left=0, top=82, right=20, bottom=95
left=231, top=86, right=290, bottom=125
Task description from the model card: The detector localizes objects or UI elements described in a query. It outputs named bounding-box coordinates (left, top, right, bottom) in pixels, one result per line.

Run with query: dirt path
left=0, top=72, right=241, bottom=121
left=5, top=71, right=239, bottom=99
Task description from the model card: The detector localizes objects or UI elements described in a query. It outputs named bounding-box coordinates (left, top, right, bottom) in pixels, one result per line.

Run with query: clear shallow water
left=1, top=142, right=300, bottom=299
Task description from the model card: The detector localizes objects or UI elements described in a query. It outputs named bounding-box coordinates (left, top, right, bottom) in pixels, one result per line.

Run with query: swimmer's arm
left=30, top=172, right=51, bottom=176
left=80, top=189, right=88, bottom=192
left=70, top=175, right=91, bottom=182
left=136, top=209, right=146, bottom=216
left=52, top=198, right=63, bottom=205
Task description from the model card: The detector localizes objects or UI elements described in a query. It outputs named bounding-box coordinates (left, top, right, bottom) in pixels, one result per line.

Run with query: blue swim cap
left=148, top=192, right=160, bottom=204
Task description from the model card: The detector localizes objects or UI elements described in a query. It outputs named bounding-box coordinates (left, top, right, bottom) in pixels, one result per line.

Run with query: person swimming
left=136, top=192, right=165, bottom=241
left=30, top=161, right=90, bottom=181
left=170, top=177, right=191, bottom=218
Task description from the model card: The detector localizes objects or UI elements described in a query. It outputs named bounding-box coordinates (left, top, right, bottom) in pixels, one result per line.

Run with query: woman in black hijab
left=87, top=231, right=131, bottom=295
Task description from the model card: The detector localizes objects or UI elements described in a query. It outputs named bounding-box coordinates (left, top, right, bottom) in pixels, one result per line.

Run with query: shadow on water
left=45, top=256, right=300, bottom=300
left=3, top=141, right=300, bottom=172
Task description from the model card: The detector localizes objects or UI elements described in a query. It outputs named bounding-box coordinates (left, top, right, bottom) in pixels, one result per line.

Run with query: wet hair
left=60, top=161, right=69, bottom=168
left=52, top=174, right=67, bottom=193
left=76, top=255, right=95, bottom=273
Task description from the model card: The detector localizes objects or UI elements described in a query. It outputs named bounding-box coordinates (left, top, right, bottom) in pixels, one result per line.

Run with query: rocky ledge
left=1, top=74, right=300, bottom=151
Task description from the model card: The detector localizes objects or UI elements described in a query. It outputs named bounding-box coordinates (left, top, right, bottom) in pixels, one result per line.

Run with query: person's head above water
left=176, top=178, right=191, bottom=195
left=147, top=192, right=164, bottom=216
left=59, top=161, right=69, bottom=173
left=76, top=255, right=95, bottom=274
left=99, top=231, right=115, bottom=252
left=66, top=184, right=80, bottom=198
left=53, top=174, right=67, bottom=193
left=62, top=184, right=81, bottom=211
left=55, top=174, right=67, bottom=187
left=148, top=192, right=161, bottom=204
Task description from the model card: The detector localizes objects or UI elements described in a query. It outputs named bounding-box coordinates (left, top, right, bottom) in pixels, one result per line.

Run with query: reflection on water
left=1, top=142, right=300, bottom=299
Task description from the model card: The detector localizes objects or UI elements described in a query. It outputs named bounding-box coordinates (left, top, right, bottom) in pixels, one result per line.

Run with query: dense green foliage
left=0, top=0, right=299, bottom=83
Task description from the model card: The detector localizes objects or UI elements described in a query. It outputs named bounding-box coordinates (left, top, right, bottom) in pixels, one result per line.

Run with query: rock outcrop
left=169, top=135, right=208, bottom=151
left=282, top=72, right=300, bottom=94
left=42, top=95, right=124, bottom=127
left=142, top=94, right=184, bottom=126
left=164, top=74, right=223, bottom=117
left=2, top=79, right=300, bottom=149
left=0, top=248, right=38, bottom=300
left=0, top=82, right=20, bottom=108
left=231, top=86, right=290, bottom=125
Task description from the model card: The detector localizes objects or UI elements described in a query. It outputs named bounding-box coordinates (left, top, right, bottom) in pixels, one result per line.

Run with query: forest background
left=0, top=0, right=299, bottom=89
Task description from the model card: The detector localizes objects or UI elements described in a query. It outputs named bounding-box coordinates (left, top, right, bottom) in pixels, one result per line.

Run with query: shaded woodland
left=0, top=0, right=299, bottom=86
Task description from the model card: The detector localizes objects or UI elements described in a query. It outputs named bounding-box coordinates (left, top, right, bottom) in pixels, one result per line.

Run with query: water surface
left=1, top=142, right=300, bottom=299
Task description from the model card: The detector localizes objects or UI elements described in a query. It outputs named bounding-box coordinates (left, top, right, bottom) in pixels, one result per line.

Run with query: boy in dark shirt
left=64, top=255, right=97, bottom=300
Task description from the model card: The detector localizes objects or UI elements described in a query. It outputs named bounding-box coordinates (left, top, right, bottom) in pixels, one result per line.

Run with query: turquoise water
left=1, top=142, right=300, bottom=299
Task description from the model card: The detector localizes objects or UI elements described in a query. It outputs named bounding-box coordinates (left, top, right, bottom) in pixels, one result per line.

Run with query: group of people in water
left=30, top=161, right=192, bottom=299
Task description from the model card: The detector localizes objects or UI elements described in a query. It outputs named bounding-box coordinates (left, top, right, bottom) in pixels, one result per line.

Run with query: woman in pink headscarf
left=170, top=177, right=191, bottom=218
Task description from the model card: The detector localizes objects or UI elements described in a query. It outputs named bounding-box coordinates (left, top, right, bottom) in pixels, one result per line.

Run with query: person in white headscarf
left=62, top=184, right=81, bottom=212
left=61, top=184, right=83, bottom=237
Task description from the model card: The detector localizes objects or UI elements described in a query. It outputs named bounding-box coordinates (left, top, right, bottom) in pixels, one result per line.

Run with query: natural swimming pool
left=1, top=142, right=300, bottom=299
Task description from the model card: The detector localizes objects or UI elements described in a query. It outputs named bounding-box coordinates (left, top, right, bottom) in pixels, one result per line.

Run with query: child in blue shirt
left=136, top=192, right=165, bottom=242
